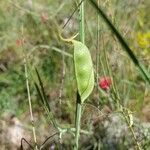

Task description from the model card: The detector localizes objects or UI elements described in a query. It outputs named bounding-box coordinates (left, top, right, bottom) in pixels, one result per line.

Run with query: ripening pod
left=72, top=40, right=94, bottom=103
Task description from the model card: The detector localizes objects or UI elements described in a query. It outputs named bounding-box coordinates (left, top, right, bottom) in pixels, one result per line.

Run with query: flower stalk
left=74, top=0, right=85, bottom=149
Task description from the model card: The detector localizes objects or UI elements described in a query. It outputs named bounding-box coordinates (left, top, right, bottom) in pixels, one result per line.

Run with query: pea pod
left=72, top=40, right=94, bottom=103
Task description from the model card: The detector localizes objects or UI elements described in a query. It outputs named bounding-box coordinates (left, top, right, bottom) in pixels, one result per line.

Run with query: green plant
left=73, top=40, right=94, bottom=149
left=89, top=0, right=150, bottom=85
left=0, top=0, right=149, bottom=149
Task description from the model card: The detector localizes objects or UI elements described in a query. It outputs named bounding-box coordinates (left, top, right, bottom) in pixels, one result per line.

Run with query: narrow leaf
left=89, top=0, right=150, bottom=84
left=34, top=68, right=58, bottom=129
left=35, top=68, right=51, bottom=112
left=34, top=82, right=44, bottom=104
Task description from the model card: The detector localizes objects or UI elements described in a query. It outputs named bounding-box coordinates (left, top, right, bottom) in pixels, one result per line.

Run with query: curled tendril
left=59, top=30, right=79, bottom=43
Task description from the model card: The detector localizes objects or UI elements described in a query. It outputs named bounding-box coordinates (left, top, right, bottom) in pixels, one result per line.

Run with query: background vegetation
left=0, top=0, right=149, bottom=149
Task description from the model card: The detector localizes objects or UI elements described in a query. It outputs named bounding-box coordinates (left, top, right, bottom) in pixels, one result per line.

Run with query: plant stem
left=75, top=97, right=82, bottom=149
left=122, top=110, right=141, bottom=150
left=79, top=0, right=85, bottom=44
left=24, top=58, right=38, bottom=150
left=74, top=0, right=85, bottom=149
left=96, top=0, right=100, bottom=108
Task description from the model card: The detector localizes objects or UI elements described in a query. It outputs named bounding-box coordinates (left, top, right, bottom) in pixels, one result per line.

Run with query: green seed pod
left=72, top=40, right=94, bottom=103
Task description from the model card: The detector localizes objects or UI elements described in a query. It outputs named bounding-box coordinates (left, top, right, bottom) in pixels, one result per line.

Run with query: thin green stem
left=96, top=0, right=100, bottom=108
left=74, top=0, right=85, bottom=149
left=59, top=47, right=65, bottom=105
left=79, top=0, right=85, bottom=44
left=96, top=0, right=100, bottom=85
left=21, top=24, right=38, bottom=150
left=75, top=101, right=82, bottom=149
left=63, top=0, right=85, bottom=29
left=104, top=49, right=120, bottom=109
left=122, top=109, right=141, bottom=150
left=100, top=56, right=107, bottom=77
left=24, top=58, right=38, bottom=150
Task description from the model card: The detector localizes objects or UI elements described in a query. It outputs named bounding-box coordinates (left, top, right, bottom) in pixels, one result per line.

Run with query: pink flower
left=40, top=13, right=48, bottom=23
left=16, top=38, right=25, bottom=46
left=99, top=76, right=112, bottom=91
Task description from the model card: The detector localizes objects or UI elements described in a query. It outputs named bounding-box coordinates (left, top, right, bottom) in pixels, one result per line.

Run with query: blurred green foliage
left=0, top=0, right=149, bottom=121
left=0, top=0, right=149, bottom=149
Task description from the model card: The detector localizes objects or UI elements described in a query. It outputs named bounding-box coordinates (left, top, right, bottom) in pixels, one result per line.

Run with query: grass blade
left=89, top=0, right=150, bottom=84
left=35, top=68, right=51, bottom=112
left=34, top=68, right=58, bottom=129
left=34, top=82, right=44, bottom=104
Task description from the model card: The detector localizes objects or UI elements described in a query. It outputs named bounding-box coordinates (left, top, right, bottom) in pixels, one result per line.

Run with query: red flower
left=40, top=13, right=48, bottom=23
left=99, top=76, right=112, bottom=91
left=16, top=38, right=25, bottom=46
